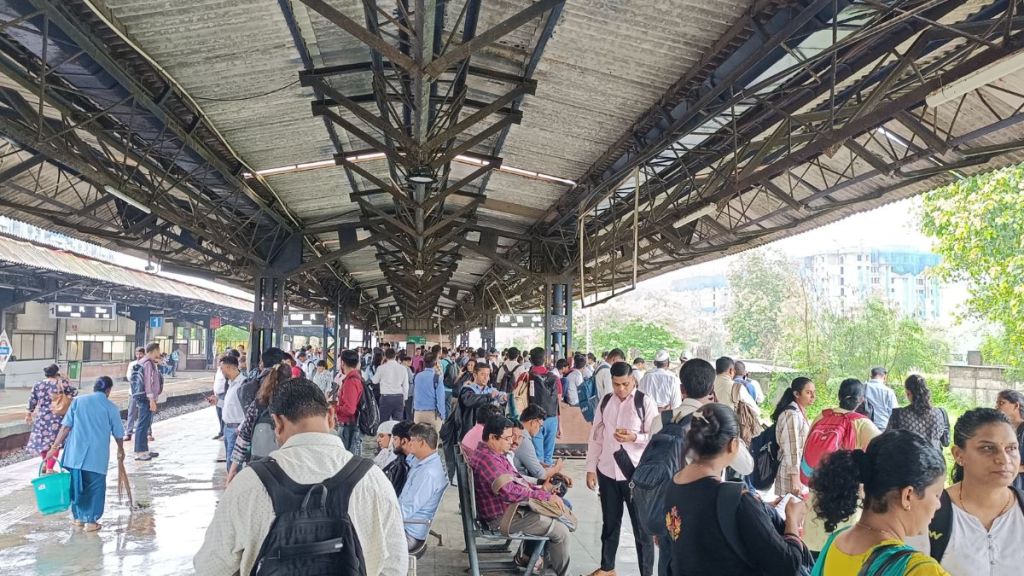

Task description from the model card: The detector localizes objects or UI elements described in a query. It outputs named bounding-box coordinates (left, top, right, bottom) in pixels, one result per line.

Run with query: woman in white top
left=771, top=377, right=816, bottom=496
left=908, top=408, right=1024, bottom=576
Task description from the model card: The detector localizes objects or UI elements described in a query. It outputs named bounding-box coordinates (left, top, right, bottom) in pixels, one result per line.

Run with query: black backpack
left=717, top=482, right=812, bottom=575
left=443, top=360, right=459, bottom=387
left=528, top=371, right=560, bottom=416
left=129, top=363, right=145, bottom=397
left=382, top=454, right=410, bottom=496
left=748, top=405, right=796, bottom=490
left=355, top=377, right=379, bottom=436
left=928, top=487, right=1024, bottom=562
left=630, top=413, right=693, bottom=535
left=249, top=457, right=372, bottom=576
left=496, top=363, right=520, bottom=395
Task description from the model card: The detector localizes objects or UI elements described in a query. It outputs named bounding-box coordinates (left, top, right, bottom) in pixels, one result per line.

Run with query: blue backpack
left=577, top=366, right=602, bottom=423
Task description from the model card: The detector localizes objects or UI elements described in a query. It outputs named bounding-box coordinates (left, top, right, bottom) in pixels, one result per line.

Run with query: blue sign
left=0, top=346, right=9, bottom=355
left=149, top=316, right=164, bottom=329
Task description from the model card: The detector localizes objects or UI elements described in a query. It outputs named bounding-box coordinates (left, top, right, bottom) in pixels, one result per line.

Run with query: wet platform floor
left=0, top=407, right=649, bottom=576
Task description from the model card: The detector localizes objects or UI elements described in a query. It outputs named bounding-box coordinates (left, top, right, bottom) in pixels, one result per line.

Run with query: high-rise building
left=799, top=249, right=942, bottom=319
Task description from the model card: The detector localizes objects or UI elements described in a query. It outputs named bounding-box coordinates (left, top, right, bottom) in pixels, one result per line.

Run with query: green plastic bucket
left=31, top=462, right=72, bottom=515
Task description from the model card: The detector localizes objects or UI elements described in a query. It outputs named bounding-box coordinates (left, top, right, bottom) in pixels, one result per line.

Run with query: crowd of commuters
left=30, top=337, right=1022, bottom=575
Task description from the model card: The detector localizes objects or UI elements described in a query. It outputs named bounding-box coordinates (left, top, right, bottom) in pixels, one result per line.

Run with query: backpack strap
left=715, top=481, right=751, bottom=567
left=856, top=544, right=916, bottom=576
left=250, top=458, right=294, bottom=516
left=634, top=391, right=647, bottom=434
left=324, top=456, right=374, bottom=517
left=927, top=489, right=953, bottom=562
left=599, top=392, right=613, bottom=414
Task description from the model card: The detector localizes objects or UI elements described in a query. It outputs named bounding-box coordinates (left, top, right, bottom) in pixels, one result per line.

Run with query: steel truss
left=0, top=0, right=345, bottom=311
left=457, top=0, right=1024, bottom=328
left=291, top=0, right=563, bottom=331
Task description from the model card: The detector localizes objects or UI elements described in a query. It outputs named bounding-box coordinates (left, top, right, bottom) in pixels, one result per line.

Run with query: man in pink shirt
left=585, top=361, right=658, bottom=576
left=459, top=403, right=504, bottom=461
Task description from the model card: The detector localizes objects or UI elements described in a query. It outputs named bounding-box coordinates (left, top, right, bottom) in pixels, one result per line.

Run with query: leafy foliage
left=215, top=325, right=249, bottom=354
left=780, top=297, right=949, bottom=388
left=921, top=165, right=1024, bottom=371
left=725, top=249, right=795, bottom=358
left=575, top=319, right=685, bottom=361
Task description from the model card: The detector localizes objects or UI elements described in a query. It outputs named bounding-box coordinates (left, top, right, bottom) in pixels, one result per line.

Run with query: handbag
left=50, top=380, right=72, bottom=417
left=493, top=474, right=577, bottom=532
left=731, top=383, right=762, bottom=444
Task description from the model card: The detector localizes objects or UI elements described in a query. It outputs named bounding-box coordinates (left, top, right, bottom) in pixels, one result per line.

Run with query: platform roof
left=0, top=233, right=252, bottom=325
left=0, top=1, right=1022, bottom=333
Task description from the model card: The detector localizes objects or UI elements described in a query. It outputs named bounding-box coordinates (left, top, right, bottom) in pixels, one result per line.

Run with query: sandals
left=83, top=523, right=102, bottom=532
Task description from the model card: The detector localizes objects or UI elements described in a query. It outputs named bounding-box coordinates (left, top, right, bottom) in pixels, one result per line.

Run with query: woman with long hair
left=995, top=389, right=1024, bottom=490
left=772, top=377, right=816, bottom=496
left=905, top=408, right=1024, bottom=576
left=803, top=378, right=881, bottom=552
left=811, top=430, right=948, bottom=575
left=26, top=364, right=77, bottom=472
left=886, top=375, right=949, bottom=451
left=454, top=358, right=476, bottom=397
left=226, top=363, right=293, bottom=483
left=663, top=403, right=812, bottom=576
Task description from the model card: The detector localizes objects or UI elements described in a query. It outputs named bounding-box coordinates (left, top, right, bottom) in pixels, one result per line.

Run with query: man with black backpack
left=195, top=381, right=407, bottom=576
left=525, top=347, right=561, bottom=465
left=584, top=361, right=659, bottom=576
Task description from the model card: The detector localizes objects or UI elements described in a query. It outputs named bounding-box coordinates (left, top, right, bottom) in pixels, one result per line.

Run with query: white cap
left=377, top=420, right=398, bottom=435
left=655, top=349, right=671, bottom=362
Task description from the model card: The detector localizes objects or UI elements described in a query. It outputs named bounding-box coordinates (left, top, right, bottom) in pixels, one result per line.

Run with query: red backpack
left=800, top=409, right=865, bottom=485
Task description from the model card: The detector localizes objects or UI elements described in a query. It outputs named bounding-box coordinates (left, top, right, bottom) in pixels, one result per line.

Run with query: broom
left=117, top=458, right=134, bottom=509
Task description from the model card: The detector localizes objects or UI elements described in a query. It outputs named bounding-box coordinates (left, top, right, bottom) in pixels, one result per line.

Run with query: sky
left=640, top=195, right=935, bottom=290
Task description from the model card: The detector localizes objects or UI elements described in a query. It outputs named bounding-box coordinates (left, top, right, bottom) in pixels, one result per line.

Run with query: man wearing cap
left=863, top=366, right=897, bottom=430
left=638, top=350, right=682, bottom=416
left=374, top=420, right=399, bottom=469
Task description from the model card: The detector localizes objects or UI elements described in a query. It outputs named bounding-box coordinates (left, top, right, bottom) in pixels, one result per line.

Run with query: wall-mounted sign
left=285, top=312, right=325, bottom=326
left=495, top=313, right=544, bottom=329
left=49, top=303, right=116, bottom=320
left=150, top=316, right=164, bottom=329
left=0, top=330, right=12, bottom=372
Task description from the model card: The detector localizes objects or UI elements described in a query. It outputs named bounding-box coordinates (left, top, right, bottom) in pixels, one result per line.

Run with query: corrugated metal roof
left=0, top=235, right=252, bottom=311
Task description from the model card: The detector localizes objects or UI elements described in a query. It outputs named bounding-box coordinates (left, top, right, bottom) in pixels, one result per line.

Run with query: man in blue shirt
left=412, top=354, right=447, bottom=431
left=863, top=366, right=898, bottom=430
left=399, top=423, right=447, bottom=550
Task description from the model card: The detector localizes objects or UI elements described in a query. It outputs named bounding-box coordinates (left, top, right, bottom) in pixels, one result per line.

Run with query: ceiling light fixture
left=408, top=167, right=435, bottom=185
left=103, top=185, right=152, bottom=214
left=244, top=153, right=576, bottom=186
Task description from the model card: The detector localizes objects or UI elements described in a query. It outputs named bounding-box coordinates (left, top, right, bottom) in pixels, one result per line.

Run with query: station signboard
left=0, top=330, right=11, bottom=372
left=285, top=311, right=325, bottom=326
left=407, top=335, right=426, bottom=345
left=495, top=313, right=544, bottom=329
left=48, top=303, right=116, bottom=320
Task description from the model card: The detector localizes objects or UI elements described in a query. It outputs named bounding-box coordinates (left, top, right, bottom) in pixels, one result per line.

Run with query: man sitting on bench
left=468, top=415, right=571, bottom=576
left=399, top=423, right=447, bottom=551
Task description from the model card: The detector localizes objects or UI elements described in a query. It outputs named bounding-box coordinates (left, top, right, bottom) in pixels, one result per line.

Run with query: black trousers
left=598, top=470, right=655, bottom=576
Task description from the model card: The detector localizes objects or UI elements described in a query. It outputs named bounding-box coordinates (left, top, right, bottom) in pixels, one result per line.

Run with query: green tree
left=921, top=164, right=1024, bottom=370
left=577, top=319, right=685, bottom=361
left=781, top=298, right=949, bottom=386
left=215, top=325, right=249, bottom=355
left=725, top=248, right=796, bottom=359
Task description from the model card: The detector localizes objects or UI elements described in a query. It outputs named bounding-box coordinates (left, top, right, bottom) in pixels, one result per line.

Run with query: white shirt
left=565, top=369, right=583, bottom=406
left=194, top=432, right=407, bottom=576
left=582, top=365, right=594, bottom=379
left=374, top=447, right=397, bottom=470
left=594, top=362, right=613, bottom=399
left=372, top=360, right=410, bottom=397
left=125, top=359, right=139, bottom=381
left=213, top=367, right=227, bottom=396
left=632, top=368, right=646, bottom=382
left=220, top=373, right=247, bottom=425
left=907, top=498, right=1024, bottom=576
left=638, top=368, right=683, bottom=411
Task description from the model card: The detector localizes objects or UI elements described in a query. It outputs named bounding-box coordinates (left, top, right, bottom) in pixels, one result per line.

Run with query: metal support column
left=545, top=281, right=569, bottom=361
left=206, top=326, right=216, bottom=369
left=564, top=281, right=574, bottom=357
left=129, top=306, right=151, bottom=349
left=249, top=275, right=287, bottom=368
